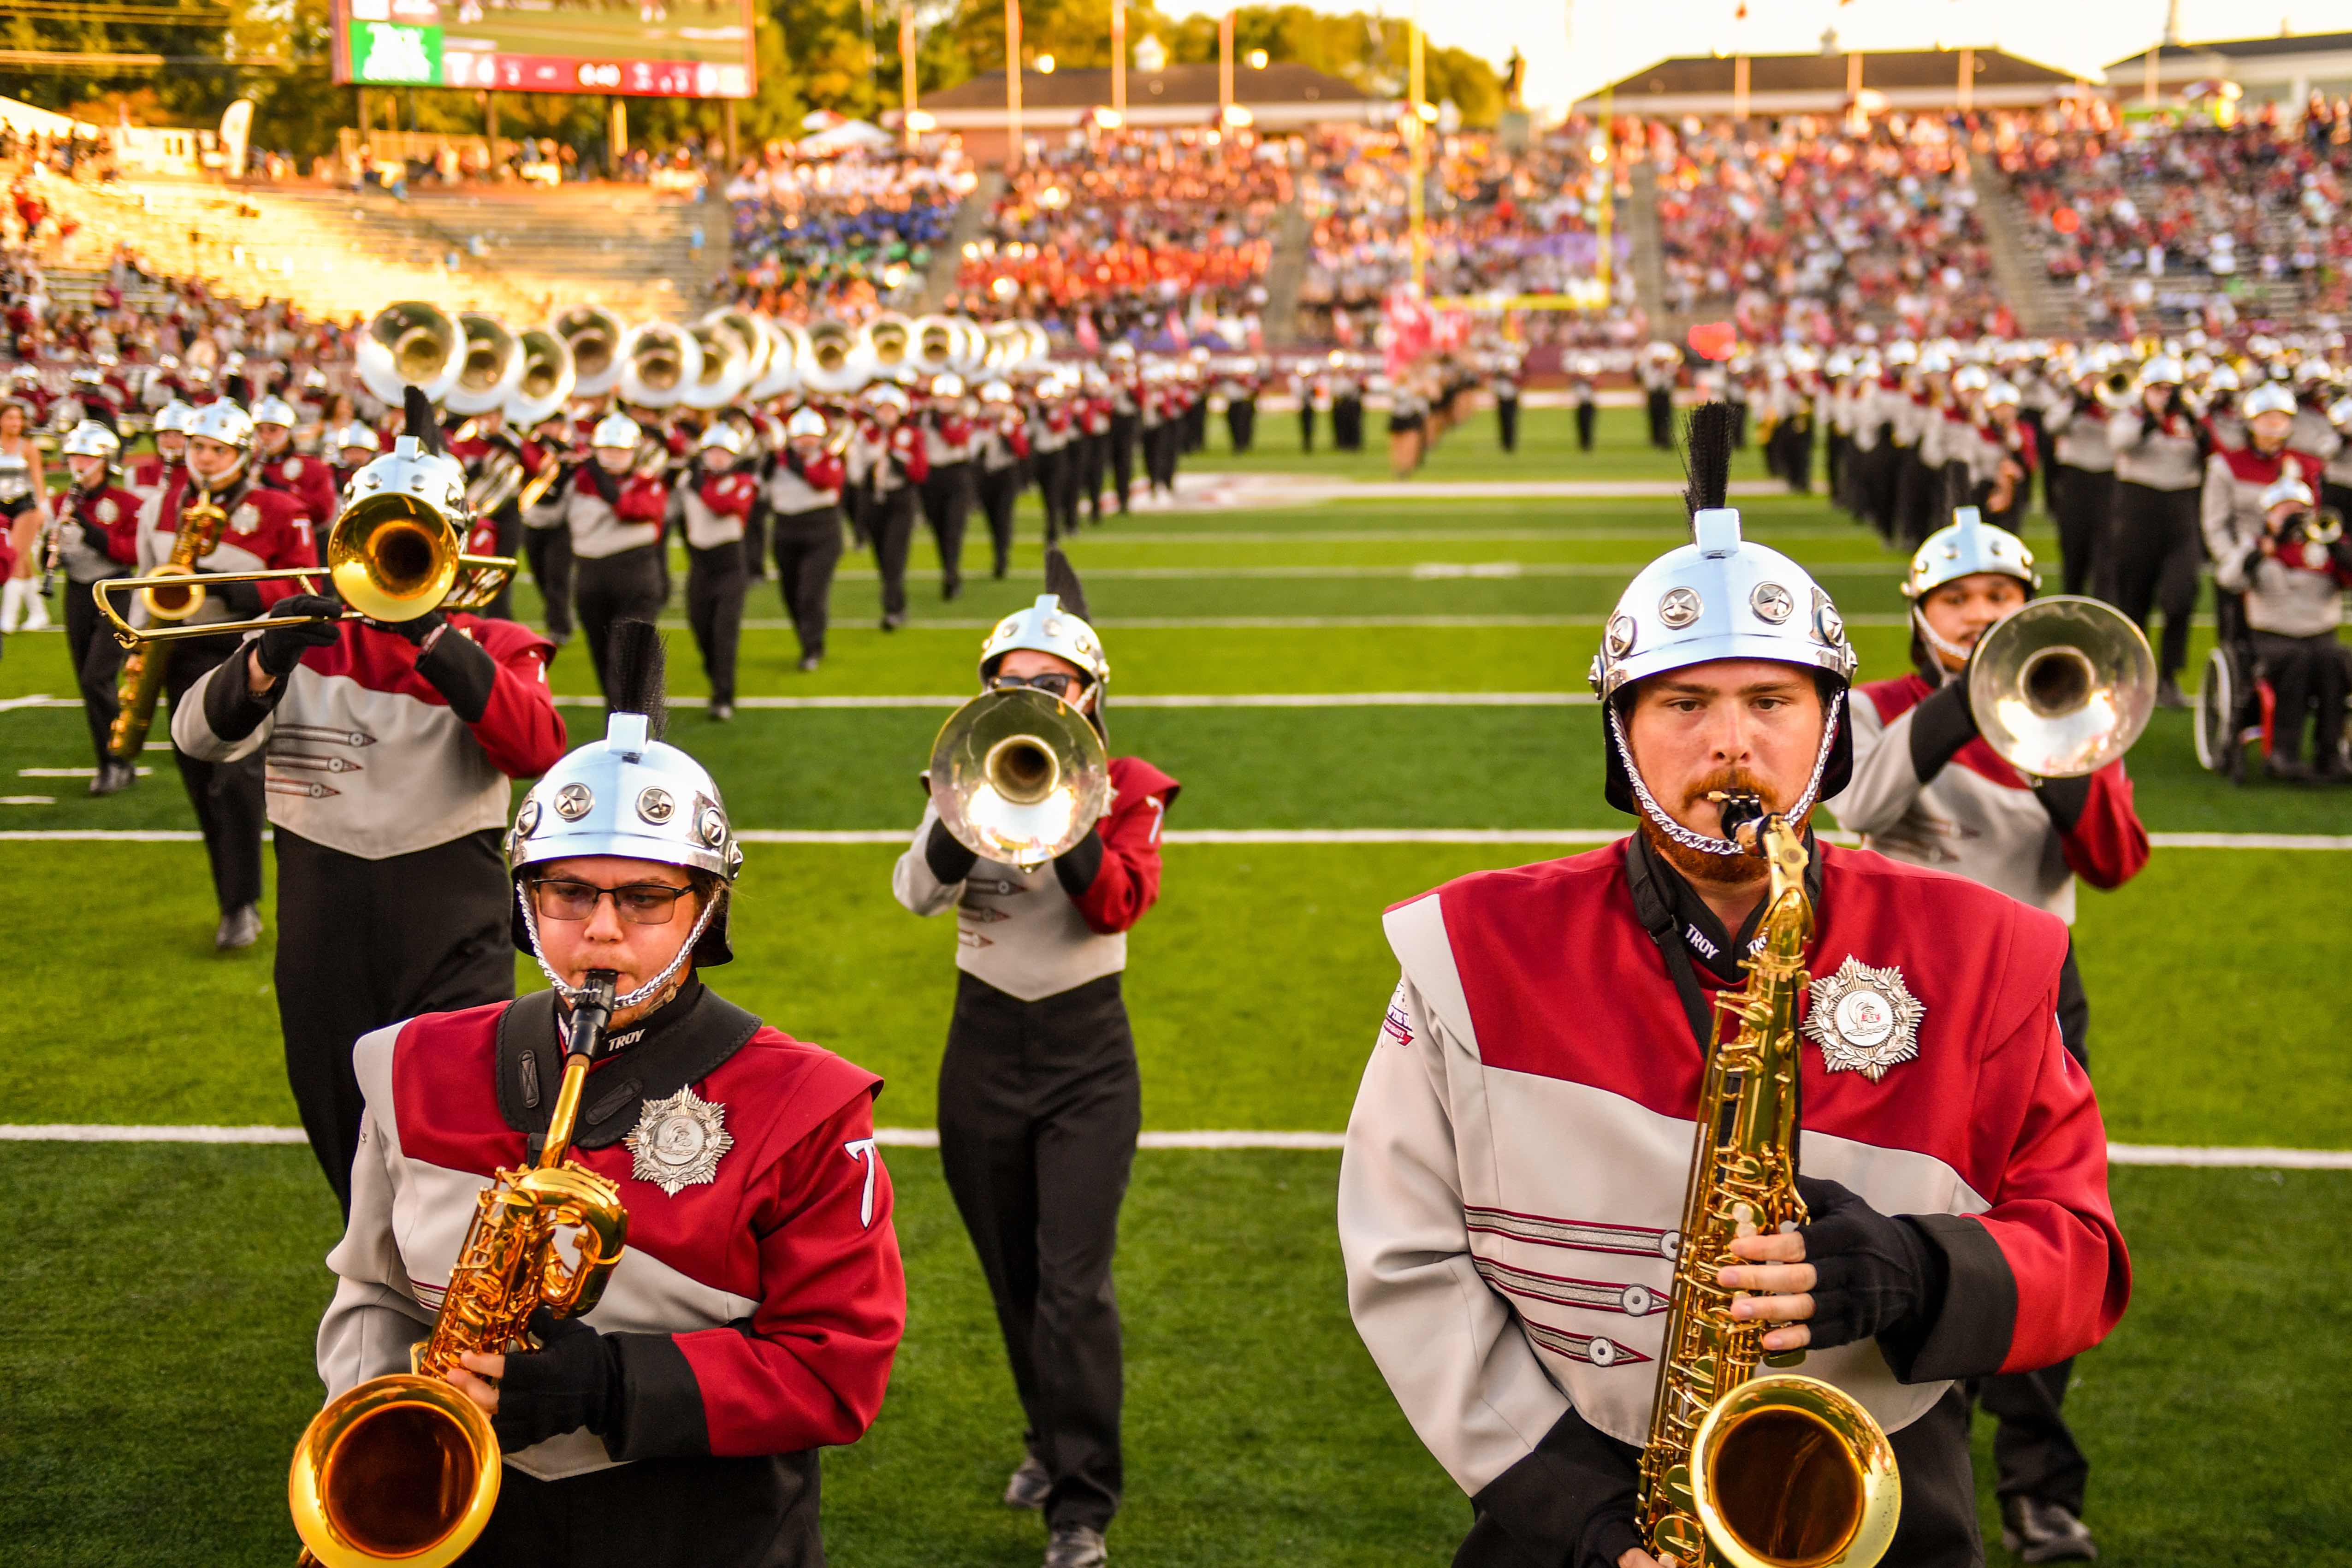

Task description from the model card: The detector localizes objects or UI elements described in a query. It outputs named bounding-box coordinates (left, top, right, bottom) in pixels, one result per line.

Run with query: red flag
left=1076, top=312, right=1101, bottom=354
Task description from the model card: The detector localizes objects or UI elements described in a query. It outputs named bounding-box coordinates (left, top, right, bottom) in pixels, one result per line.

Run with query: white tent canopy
left=796, top=118, right=895, bottom=156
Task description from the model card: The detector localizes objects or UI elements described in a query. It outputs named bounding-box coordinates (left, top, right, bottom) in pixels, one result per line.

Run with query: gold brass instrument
left=912, top=314, right=960, bottom=378
left=553, top=304, right=626, bottom=397
left=465, top=444, right=528, bottom=518
left=861, top=312, right=913, bottom=375
left=2094, top=367, right=2137, bottom=410
left=444, top=313, right=523, bottom=417
left=927, top=686, right=1109, bottom=870
left=1965, top=596, right=2155, bottom=779
left=291, top=973, right=629, bottom=1568
left=96, top=492, right=516, bottom=645
left=356, top=302, right=463, bottom=407
left=681, top=320, right=752, bottom=411
left=516, top=450, right=578, bottom=514
left=506, top=328, right=578, bottom=430
left=617, top=321, right=700, bottom=410
left=107, top=487, right=231, bottom=759
left=1639, top=806, right=1901, bottom=1568
left=801, top=319, right=865, bottom=396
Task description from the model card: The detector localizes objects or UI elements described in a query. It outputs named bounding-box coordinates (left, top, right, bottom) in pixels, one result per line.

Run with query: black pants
left=1333, top=396, right=1363, bottom=451
left=1298, top=403, right=1317, bottom=452
left=480, top=505, right=521, bottom=620
left=1108, top=413, right=1138, bottom=510
left=574, top=545, right=667, bottom=702
left=685, top=538, right=748, bottom=706
left=521, top=524, right=575, bottom=641
left=743, top=501, right=769, bottom=582
left=770, top=506, right=842, bottom=661
left=938, top=970, right=1141, bottom=1534
left=2254, top=630, right=2350, bottom=767
left=1225, top=398, right=1256, bottom=454
left=1080, top=432, right=1108, bottom=522
left=456, top=1451, right=822, bottom=1568
left=1039, top=446, right=1082, bottom=539
left=1142, top=424, right=1179, bottom=495
left=2051, top=465, right=2115, bottom=598
left=977, top=467, right=1021, bottom=575
left=166, top=639, right=264, bottom=915
left=1774, top=420, right=1813, bottom=493
left=1574, top=401, right=1595, bottom=452
left=65, top=573, right=126, bottom=767
left=1645, top=388, right=1673, bottom=448
left=276, top=827, right=513, bottom=1213
left=1496, top=396, right=1519, bottom=453
left=2105, top=482, right=2202, bottom=680
left=919, top=461, right=972, bottom=594
left=1897, top=448, right=1939, bottom=546
left=866, top=486, right=919, bottom=621
left=1181, top=398, right=1206, bottom=453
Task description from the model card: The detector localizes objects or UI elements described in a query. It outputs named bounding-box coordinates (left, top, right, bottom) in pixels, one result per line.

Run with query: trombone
left=927, top=686, right=1109, bottom=870
left=95, top=484, right=516, bottom=646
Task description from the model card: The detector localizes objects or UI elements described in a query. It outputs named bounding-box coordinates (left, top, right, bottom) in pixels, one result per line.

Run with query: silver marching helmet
left=783, top=407, right=827, bottom=442
left=1903, top=506, right=2039, bottom=602
left=591, top=411, right=642, bottom=451
left=154, top=399, right=198, bottom=439
left=2241, top=381, right=2297, bottom=422
left=699, top=421, right=750, bottom=458
left=1591, top=507, right=1857, bottom=856
left=2261, top=473, right=2316, bottom=514
left=62, top=420, right=122, bottom=464
left=331, top=422, right=382, bottom=457
left=250, top=394, right=297, bottom=428
left=507, top=627, right=743, bottom=991
left=187, top=399, right=256, bottom=450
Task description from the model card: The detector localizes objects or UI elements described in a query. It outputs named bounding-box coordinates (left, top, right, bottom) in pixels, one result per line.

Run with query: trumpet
left=1965, top=596, right=2156, bottom=778
left=927, top=686, right=1109, bottom=870
left=96, top=477, right=516, bottom=645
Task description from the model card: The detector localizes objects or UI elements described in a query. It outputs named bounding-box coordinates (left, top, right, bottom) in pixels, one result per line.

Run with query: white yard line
left=826, top=562, right=1892, bottom=580
left=8, top=828, right=2346, bottom=850
left=2, top=1123, right=2341, bottom=1167
left=540, top=692, right=1597, bottom=710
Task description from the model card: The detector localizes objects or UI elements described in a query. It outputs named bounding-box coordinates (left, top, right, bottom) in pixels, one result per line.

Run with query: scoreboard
left=333, top=0, right=756, bottom=99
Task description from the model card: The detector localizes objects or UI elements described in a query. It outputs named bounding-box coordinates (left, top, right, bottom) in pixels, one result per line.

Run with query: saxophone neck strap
left=496, top=983, right=764, bottom=1156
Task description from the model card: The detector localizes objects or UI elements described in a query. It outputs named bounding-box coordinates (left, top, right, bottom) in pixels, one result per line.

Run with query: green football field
left=2, top=407, right=2346, bottom=1565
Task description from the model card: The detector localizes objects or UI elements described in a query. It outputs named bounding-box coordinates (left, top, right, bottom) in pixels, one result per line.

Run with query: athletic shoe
left=881, top=612, right=907, bottom=632
left=1043, top=1524, right=1105, bottom=1568
left=797, top=654, right=822, bottom=673
left=709, top=702, right=734, bottom=722
left=89, top=760, right=136, bottom=796
left=215, top=904, right=262, bottom=951
left=2265, top=754, right=2312, bottom=782
left=942, top=577, right=963, bottom=602
left=1002, top=1454, right=1049, bottom=1510
left=2155, top=675, right=2188, bottom=710
left=2001, top=1498, right=2097, bottom=1562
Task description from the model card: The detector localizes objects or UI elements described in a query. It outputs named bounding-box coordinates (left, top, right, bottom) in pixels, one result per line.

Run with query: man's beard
left=1637, top=764, right=1800, bottom=888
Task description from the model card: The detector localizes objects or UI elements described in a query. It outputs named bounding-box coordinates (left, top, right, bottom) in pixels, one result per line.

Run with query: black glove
left=491, top=1305, right=620, bottom=1454
left=584, top=460, right=623, bottom=505
left=924, top=815, right=979, bottom=886
left=1052, top=822, right=1106, bottom=899
left=1792, top=1177, right=1940, bottom=1352
left=252, top=594, right=344, bottom=678
left=370, top=607, right=444, bottom=646
left=200, top=568, right=265, bottom=619
left=1906, top=677, right=1979, bottom=781
left=78, top=519, right=115, bottom=556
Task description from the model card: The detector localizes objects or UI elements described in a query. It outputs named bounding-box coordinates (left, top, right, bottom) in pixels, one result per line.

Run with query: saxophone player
left=1338, top=433, right=2129, bottom=1568
left=317, top=627, right=905, bottom=1566
left=50, top=420, right=144, bottom=793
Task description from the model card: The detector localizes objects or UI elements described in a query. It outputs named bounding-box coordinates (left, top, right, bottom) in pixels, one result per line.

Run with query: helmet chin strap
left=516, top=886, right=717, bottom=1012
left=1912, top=607, right=1976, bottom=679
left=1607, top=688, right=1845, bottom=858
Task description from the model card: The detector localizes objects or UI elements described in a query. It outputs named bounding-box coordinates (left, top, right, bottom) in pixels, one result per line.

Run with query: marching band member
left=1032, top=374, right=1080, bottom=540
left=2200, top=383, right=2323, bottom=647
left=251, top=394, right=339, bottom=529
left=849, top=384, right=930, bottom=631
left=2105, top=357, right=2206, bottom=708
left=137, top=400, right=318, bottom=950
left=1492, top=349, right=1523, bottom=455
left=1077, top=367, right=1113, bottom=526
left=763, top=405, right=847, bottom=674
left=974, top=379, right=1032, bottom=579
left=891, top=554, right=1180, bottom=1568
left=1339, top=412, right=2129, bottom=1568
left=446, top=401, right=527, bottom=620
left=2041, top=362, right=2117, bottom=596
left=1571, top=354, right=1599, bottom=454
left=561, top=410, right=672, bottom=700
left=1330, top=352, right=1365, bottom=452
left=677, top=423, right=759, bottom=721
left=1829, top=505, right=2151, bottom=1561
left=518, top=409, right=577, bottom=648
left=0, top=399, right=49, bottom=635
left=127, top=398, right=195, bottom=501
left=2212, top=474, right=2352, bottom=781
left=319, top=628, right=905, bottom=1565
left=918, top=373, right=976, bottom=601
left=173, top=418, right=566, bottom=1212
left=49, top=421, right=144, bottom=793
left=1976, top=382, right=2038, bottom=531
left=1293, top=359, right=1322, bottom=454
left=1639, top=343, right=1677, bottom=450
left=328, top=421, right=380, bottom=497
left=1106, top=345, right=1142, bottom=512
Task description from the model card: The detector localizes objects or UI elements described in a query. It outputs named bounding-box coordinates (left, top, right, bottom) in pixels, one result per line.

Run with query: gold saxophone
left=290, top=974, right=630, bottom=1568
left=106, top=486, right=229, bottom=761
left=1637, top=805, right=1902, bottom=1568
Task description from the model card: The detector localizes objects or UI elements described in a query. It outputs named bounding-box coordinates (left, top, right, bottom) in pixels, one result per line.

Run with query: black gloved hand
left=585, top=460, right=623, bottom=505
left=1793, top=1176, right=1937, bottom=1352
left=252, top=594, right=345, bottom=678
left=491, top=1305, right=620, bottom=1454
left=369, top=607, right=445, bottom=646
left=79, top=519, right=116, bottom=556
left=1052, top=822, right=1106, bottom=899
left=924, top=815, right=979, bottom=885
left=1906, top=676, right=1979, bottom=781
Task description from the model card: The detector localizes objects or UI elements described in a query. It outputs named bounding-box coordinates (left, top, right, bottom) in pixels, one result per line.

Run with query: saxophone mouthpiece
left=1705, top=789, right=1770, bottom=854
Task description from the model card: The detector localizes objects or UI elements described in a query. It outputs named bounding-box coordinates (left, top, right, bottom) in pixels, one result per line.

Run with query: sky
left=1164, top=0, right=2352, bottom=110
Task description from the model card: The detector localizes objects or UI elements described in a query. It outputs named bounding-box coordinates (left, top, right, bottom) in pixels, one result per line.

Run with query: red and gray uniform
left=1340, top=840, right=2130, bottom=1568
left=321, top=987, right=905, bottom=1566
left=124, top=452, right=185, bottom=504
left=890, top=755, right=1179, bottom=1532
left=2201, top=446, right=2324, bottom=585
left=256, top=450, right=338, bottom=527
left=678, top=469, right=761, bottom=706
left=764, top=447, right=847, bottom=663
left=562, top=465, right=671, bottom=703
left=847, top=424, right=928, bottom=621
left=53, top=481, right=144, bottom=766
left=174, top=615, right=566, bottom=1209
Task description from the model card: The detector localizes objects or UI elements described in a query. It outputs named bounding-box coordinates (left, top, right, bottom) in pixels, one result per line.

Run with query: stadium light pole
left=1407, top=15, right=1425, bottom=292
left=1219, top=9, right=1234, bottom=122
left=1958, top=45, right=1973, bottom=113
left=1112, top=0, right=1126, bottom=118
left=1006, top=0, right=1022, bottom=169
left=901, top=2, right=918, bottom=149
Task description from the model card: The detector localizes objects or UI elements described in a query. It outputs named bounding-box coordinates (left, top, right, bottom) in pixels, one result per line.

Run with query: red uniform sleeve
left=2056, top=761, right=2150, bottom=890
left=102, top=488, right=142, bottom=563
left=616, top=475, right=669, bottom=523
left=302, top=461, right=340, bottom=526
left=893, top=428, right=930, bottom=485
left=1070, top=758, right=1181, bottom=935
left=669, top=1091, right=905, bottom=1456
left=1009, top=424, right=1032, bottom=459
left=802, top=453, right=846, bottom=491
left=699, top=473, right=758, bottom=519
left=255, top=490, right=320, bottom=608
left=454, top=618, right=568, bottom=777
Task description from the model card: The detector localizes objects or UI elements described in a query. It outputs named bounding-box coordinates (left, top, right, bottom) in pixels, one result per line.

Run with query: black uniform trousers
left=1298, top=402, right=1317, bottom=453
left=685, top=538, right=748, bottom=707
left=480, top=503, right=522, bottom=620
left=977, top=466, right=1022, bottom=575
left=866, top=485, right=920, bottom=621
left=2253, top=630, right=2350, bottom=767
left=743, top=500, right=770, bottom=582
left=937, top=970, right=1141, bottom=1535
left=165, top=638, right=265, bottom=915
left=770, top=505, right=842, bottom=661
left=1108, top=413, right=1139, bottom=510
left=1574, top=399, right=1595, bottom=452
left=455, top=1450, right=822, bottom=1568
left=574, top=544, right=667, bottom=704
left=1333, top=396, right=1364, bottom=451
left=276, top=825, right=513, bottom=1213
left=2050, top=465, right=2115, bottom=598
left=918, top=460, right=972, bottom=594
left=64, top=573, right=126, bottom=767
left=1080, top=432, right=1108, bottom=522
left=1225, top=398, right=1257, bottom=454
left=1496, top=394, right=1520, bottom=453
left=1645, top=387, right=1674, bottom=449
left=1967, top=945, right=2092, bottom=1517
left=2104, top=482, right=2202, bottom=680
left=520, top=523, right=575, bottom=642
left=1181, top=398, right=1207, bottom=453
left=1141, top=425, right=1179, bottom=497
left=1038, top=446, right=1082, bottom=539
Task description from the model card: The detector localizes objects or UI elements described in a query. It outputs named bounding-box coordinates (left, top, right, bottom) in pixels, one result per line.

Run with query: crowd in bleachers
left=724, top=147, right=973, bottom=324
left=1648, top=115, right=2004, bottom=344
left=954, top=128, right=1290, bottom=336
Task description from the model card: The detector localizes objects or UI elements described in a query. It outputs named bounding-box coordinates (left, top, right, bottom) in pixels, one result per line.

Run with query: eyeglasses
left=989, top=672, right=1082, bottom=699
left=527, top=878, right=696, bottom=925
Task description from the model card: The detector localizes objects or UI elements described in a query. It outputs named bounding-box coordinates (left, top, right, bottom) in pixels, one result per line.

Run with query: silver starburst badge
left=624, top=1084, right=735, bottom=1195
left=1802, top=956, right=1925, bottom=1082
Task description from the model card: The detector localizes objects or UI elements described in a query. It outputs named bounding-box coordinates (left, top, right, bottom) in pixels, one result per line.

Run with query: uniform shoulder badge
left=231, top=502, right=261, bottom=535
left=97, top=498, right=118, bottom=523
left=1802, top=956, right=1925, bottom=1082
left=624, top=1083, right=735, bottom=1195
left=284, top=456, right=303, bottom=478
